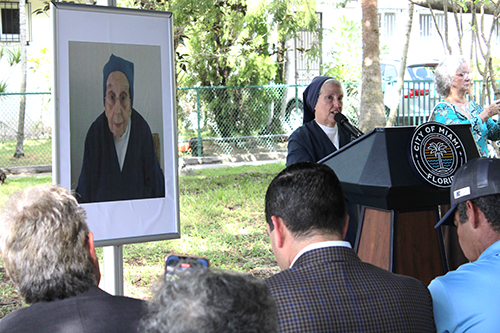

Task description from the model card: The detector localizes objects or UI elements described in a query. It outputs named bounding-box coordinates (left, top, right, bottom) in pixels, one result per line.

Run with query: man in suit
left=429, top=157, right=500, bottom=332
left=0, top=185, right=146, bottom=332
left=264, top=162, right=436, bottom=332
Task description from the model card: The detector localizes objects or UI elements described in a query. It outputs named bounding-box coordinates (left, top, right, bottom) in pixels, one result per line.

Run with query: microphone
left=334, top=113, right=364, bottom=139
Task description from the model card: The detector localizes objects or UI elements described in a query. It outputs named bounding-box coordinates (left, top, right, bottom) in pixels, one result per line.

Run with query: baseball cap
left=435, top=158, right=500, bottom=228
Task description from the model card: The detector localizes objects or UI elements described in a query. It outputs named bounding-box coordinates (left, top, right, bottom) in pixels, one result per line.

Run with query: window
left=379, top=12, right=396, bottom=38
left=1, top=7, right=18, bottom=34
left=378, top=12, right=396, bottom=45
left=420, top=13, right=444, bottom=40
left=294, top=12, right=322, bottom=84
left=1, top=1, right=31, bottom=43
left=494, top=20, right=500, bottom=44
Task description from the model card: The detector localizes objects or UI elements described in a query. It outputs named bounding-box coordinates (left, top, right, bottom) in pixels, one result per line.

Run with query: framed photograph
left=52, top=2, right=179, bottom=246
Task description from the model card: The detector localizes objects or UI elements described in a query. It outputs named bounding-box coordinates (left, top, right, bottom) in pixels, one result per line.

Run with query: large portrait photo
left=52, top=2, right=179, bottom=246
left=69, top=42, right=165, bottom=204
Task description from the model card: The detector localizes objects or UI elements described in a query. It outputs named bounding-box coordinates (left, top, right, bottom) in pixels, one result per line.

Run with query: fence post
left=295, top=84, right=299, bottom=112
left=196, top=87, right=202, bottom=157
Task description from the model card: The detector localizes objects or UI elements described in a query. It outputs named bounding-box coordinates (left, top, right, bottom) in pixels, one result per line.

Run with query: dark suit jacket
left=286, top=120, right=352, bottom=166
left=286, top=121, right=359, bottom=246
left=266, top=246, right=436, bottom=333
left=0, top=286, right=147, bottom=333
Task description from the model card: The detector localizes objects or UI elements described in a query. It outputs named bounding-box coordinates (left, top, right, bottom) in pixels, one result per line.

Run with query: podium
left=320, top=124, right=479, bottom=284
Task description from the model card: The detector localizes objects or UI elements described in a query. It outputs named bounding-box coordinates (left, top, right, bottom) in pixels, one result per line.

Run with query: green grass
left=0, top=139, right=52, bottom=168
left=0, top=162, right=286, bottom=315
left=0, top=175, right=52, bottom=206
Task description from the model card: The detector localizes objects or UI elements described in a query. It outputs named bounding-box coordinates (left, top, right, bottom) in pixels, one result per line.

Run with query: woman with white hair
left=429, top=55, right=500, bottom=157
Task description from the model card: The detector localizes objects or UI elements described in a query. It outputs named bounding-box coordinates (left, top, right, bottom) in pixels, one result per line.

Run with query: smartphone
left=164, top=254, right=210, bottom=276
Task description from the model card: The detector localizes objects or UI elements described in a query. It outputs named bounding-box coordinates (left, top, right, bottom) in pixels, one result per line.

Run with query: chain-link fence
left=177, top=84, right=361, bottom=157
left=0, top=81, right=491, bottom=168
left=0, top=92, right=52, bottom=169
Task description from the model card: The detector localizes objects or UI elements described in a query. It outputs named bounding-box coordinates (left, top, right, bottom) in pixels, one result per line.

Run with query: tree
left=14, top=0, right=28, bottom=158
left=412, top=0, right=500, bottom=102
left=358, top=0, right=385, bottom=132
left=131, top=0, right=318, bottom=137
left=412, top=0, right=500, bottom=155
left=386, top=2, right=415, bottom=127
left=410, top=0, right=499, bottom=15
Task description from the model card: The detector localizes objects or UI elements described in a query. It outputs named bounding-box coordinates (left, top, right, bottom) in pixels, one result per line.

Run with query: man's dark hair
left=265, top=162, right=347, bottom=238
left=457, top=194, right=500, bottom=233
left=141, top=269, right=278, bottom=333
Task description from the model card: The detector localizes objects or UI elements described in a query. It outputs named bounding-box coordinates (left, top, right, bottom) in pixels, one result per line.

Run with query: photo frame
left=52, top=2, right=179, bottom=246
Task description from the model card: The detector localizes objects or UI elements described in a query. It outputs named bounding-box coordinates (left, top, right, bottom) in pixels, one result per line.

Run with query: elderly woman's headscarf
left=103, top=54, right=134, bottom=107
left=302, top=76, right=333, bottom=124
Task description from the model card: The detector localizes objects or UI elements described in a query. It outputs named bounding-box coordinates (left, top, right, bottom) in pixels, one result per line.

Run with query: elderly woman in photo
left=76, top=54, right=165, bottom=203
left=429, top=55, right=500, bottom=157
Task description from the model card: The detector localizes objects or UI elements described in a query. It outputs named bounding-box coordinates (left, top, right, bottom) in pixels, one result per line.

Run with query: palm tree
left=14, top=0, right=27, bottom=158
left=358, top=0, right=386, bottom=132
left=428, top=141, right=447, bottom=169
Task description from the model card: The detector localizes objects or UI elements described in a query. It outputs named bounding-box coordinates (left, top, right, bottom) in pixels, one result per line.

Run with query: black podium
left=320, top=124, right=479, bottom=284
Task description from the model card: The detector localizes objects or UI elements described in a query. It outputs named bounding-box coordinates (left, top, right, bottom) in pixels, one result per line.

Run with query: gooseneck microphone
left=334, top=113, right=364, bottom=139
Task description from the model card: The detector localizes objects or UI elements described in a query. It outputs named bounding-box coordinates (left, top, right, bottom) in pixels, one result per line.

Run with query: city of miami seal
left=409, top=122, right=467, bottom=188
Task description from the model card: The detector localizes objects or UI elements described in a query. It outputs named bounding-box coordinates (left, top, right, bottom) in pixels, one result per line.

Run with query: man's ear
left=271, top=216, right=287, bottom=248
left=467, top=200, right=484, bottom=230
left=87, top=231, right=101, bottom=285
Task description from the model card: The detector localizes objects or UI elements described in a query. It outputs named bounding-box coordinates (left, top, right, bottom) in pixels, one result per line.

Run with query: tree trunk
left=386, top=2, right=414, bottom=127
left=14, top=0, right=27, bottom=158
left=359, top=0, right=385, bottom=132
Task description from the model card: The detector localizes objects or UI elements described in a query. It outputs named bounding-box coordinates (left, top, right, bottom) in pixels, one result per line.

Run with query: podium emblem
left=409, top=122, right=467, bottom=188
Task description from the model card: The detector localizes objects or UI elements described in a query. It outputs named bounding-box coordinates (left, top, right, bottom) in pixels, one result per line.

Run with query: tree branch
left=411, top=0, right=500, bottom=15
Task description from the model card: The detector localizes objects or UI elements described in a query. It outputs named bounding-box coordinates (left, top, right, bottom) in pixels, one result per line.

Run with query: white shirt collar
left=114, top=117, right=131, bottom=171
left=289, top=240, right=351, bottom=268
left=315, top=120, right=339, bottom=149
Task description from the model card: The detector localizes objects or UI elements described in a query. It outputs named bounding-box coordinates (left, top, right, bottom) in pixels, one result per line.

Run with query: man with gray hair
left=141, top=269, right=278, bottom=333
left=429, top=157, right=500, bottom=332
left=0, top=184, right=146, bottom=332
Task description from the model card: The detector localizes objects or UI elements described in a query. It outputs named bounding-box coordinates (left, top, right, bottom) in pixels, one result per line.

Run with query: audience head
left=303, top=76, right=343, bottom=125
left=141, top=269, right=278, bottom=333
left=435, top=158, right=500, bottom=261
left=265, top=162, right=347, bottom=240
left=434, top=55, right=468, bottom=97
left=0, top=185, right=100, bottom=304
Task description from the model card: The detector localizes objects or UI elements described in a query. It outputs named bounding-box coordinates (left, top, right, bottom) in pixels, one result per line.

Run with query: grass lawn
left=0, top=162, right=286, bottom=317
left=0, top=139, right=52, bottom=168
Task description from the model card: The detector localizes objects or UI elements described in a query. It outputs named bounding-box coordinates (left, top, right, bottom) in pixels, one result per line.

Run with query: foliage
left=322, top=16, right=362, bottom=83
left=28, top=48, right=52, bottom=91
left=122, top=0, right=318, bottom=137
left=0, top=47, right=21, bottom=92
left=6, top=48, right=21, bottom=67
